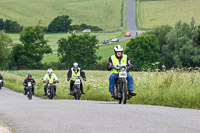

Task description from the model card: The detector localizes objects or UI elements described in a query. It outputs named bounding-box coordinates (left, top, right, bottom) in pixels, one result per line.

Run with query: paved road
left=1, top=87, right=200, bottom=133
left=97, top=0, right=141, bottom=46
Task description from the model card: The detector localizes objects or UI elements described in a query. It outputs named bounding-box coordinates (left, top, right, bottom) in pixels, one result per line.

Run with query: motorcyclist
left=23, top=74, right=36, bottom=95
left=0, top=74, right=4, bottom=87
left=43, top=68, right=59, bottom=96
left=107, top=45, right=136, bottom=97
left=67, top=63, right=86, bottom=95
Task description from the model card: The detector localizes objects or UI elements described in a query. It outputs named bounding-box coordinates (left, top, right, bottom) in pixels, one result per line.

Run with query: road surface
left=0, top=87, right=200, bottom=133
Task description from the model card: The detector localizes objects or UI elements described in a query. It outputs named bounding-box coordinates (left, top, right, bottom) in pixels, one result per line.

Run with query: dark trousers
left=44, top=84, right=56, bottom=94
left=24, top=86, right=35, bottom=94
left=70, top=80, right=83, bottom=92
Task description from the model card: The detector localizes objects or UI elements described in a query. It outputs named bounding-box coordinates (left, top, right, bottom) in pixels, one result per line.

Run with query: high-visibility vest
left=111, top=54, right=127, bottom=74
left=71, top=67, right=81, bottom=81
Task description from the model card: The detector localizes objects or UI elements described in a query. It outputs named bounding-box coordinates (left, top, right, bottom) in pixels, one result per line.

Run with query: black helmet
left=27, top=74, right=32, bottom=78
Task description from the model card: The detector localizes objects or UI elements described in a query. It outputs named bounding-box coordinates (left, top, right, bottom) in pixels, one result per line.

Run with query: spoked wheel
left=28, top=88, right=32, bottom=100
left=122, top=83, right=127, bottom=104
left=49, top=87, right=54, bottom=100
left=74, top=92, right=78, bottom=100
left=118, top=97, right=122, bottom=104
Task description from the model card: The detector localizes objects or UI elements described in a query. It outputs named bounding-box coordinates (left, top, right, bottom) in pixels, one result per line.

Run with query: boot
left=32, top=88, right=35, bottom=95
left=129, top=91, right=136, bottom=96
left=68, top=87, right=72, bottom=95
left=80, top=85, right=85, bottom=94
left=24, top=90, right=27, bottom=95
left=111, top=91, right=115, bottom=97
left=54, top=88, right=57, bottom=96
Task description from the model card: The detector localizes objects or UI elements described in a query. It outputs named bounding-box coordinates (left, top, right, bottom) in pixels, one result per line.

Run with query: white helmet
left=47, top=68, right=53, bottom=75
left=114, top=45, right=123, bottom=52
left=73, top=63, right=78, bottom=67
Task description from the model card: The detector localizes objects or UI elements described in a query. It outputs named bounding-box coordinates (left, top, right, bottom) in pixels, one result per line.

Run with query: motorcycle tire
left=122, top=83, right=127, bottom=104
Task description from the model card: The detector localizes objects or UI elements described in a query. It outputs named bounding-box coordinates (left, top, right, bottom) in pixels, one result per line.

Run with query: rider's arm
left=23, top=79, right=27, bottom=86
left=80, top=69, right=86, bottom=79
left=107, top=57, right=113, bottom=71
left=67, top=69, right=72, bottom=79
left=32, top=79, right=36, bottom=85
left=127, top=56, right=133, bottom=69
left=44, top=74, right=48, bottom=80
left=53, top=74, right=58, bottom=81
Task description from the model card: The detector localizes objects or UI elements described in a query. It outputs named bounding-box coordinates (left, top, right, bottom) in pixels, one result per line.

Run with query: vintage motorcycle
left=113, top=64, right=133, bottom=104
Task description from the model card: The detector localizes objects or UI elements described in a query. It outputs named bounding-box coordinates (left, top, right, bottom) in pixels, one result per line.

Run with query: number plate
left=28, top=82, right=32, bottom=87
left=119, top=72, right=127, bottom=78
left=75, top=79, right=81, bottom=85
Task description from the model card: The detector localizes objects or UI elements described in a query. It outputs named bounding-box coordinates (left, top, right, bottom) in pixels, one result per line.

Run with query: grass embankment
left=0, top=0, right=123, bottom=31
left=8, top=32, right=122, bottom=52
left=138, top=0, right=200, bottom=28
left=1, top=70, right=200, bottom=109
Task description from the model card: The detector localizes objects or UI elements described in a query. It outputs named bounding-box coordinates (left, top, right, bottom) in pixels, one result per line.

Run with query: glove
left=56, top=80, right=59, bottom=83
left=67, top=78, right=70, bottom=81
left=128, top=64, right=133, bottom=69
left=83, top=78, right=86, bottom=81
left=108, top=65, right=114, bottom=70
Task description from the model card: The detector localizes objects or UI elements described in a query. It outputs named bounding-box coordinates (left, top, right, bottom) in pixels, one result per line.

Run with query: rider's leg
left=69, top=80, right=74, bottom=95
left=80, top=81, right=85, bottom=94
left=32, top=86, right=35, bottom=95
left=126, top=73, right=136, bottom=96
left=109, top=73, right=119, bottom=97
left=54, top=85, right=56, bottom=96
left=24, top=86, right=27, bottom=95
left=43, top=84, right=47, bottom=96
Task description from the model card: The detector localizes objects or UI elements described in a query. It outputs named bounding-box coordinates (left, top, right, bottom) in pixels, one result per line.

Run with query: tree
left=162, top=21, right=200, bottom=68
left=57, top=33, right=101, bottom=69
left=4, top=19, right=22, bottom=33
left=124, top=34, right=160, bottom=71
left=47, top=15, right=72, bottom=32
left=0, top=18, right=4, bottom=30
left=0, top=31, right=12, bottom=69
left=11, top=26, right=52, bottom=69
left=149, top=25, right=172, bottom=51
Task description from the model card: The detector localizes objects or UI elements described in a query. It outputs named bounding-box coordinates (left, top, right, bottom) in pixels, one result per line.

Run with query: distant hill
left=0, top=0, right=123, bottom=31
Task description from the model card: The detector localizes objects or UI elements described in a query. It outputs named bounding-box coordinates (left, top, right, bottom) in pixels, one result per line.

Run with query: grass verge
left=1, top=70, right=200, bottom=109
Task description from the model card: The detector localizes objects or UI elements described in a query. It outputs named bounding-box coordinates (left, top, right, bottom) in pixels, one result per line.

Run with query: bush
left=0, top=18, right=23, bottom=33
left=71, top=23, right=103, bottom=32
left=125, top=34, right=161, bottom=71
left=162, top=21, right=200, bottom=68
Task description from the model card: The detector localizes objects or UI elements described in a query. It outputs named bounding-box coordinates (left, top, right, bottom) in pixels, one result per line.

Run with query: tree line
left=0, top=26, right=101, bottom=70
left=0, top=15, right=102, bottom=33
left=1, top=20, right=200, bottom=71
left=125, top=20, right=200, bottom=71
left=0, top=18, right=23, bottom=33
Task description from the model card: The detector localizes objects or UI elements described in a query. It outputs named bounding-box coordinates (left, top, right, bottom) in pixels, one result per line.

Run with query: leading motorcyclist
left=43, top=68, right=59, bottom=96
left=107, top=45, right=136, bottom=97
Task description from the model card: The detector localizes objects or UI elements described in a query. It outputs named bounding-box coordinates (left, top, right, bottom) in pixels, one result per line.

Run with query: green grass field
left=0, top=0, right=123, bottom=31
left=8, top=32, right=122, bottom=52
left=2, top=70, right=200, bottom=109
left=42, top=38, right=132, bottom=63
left=138, top=0, right=200, bottom=28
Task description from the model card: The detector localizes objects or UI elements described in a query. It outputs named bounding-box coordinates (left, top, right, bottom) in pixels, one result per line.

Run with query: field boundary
left=136, top=0, right=151, bottom=31
left=0, top=120, right=15, bottom=133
